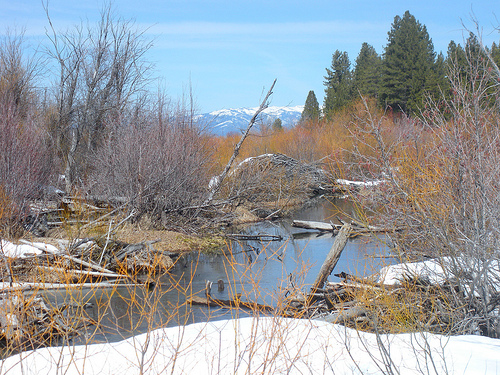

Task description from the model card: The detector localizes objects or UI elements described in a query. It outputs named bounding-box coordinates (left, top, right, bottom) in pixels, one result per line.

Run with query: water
left=41, top=198, right=395, bottom=343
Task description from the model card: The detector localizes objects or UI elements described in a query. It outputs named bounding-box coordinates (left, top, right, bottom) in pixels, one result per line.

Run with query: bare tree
left=44, top=3, right=153, bottom=193
left=0, top=31, right=53, bottom=208
left=0, top=29, right=42, bottom=117
left=88, top=89, right=211, bottom=223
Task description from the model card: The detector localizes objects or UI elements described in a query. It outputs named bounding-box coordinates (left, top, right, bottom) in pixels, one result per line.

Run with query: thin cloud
left=146, top=20, right=388, bottom=51
left=148, top=20, right=385, bottom=36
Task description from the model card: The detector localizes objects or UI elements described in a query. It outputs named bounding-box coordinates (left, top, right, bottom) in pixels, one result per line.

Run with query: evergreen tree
left=464, top=33, right=482, bottom=61
left=446, top=40, right=466, bottom=67
left=379, top=11, right=440, bottom=114
left=300, top=90, right=320, bottom=123
left=446, top=34, right=483, bottom=85
left=353, top=43, right=381, bottom=98
left=323, top=50, right=353, bottom=114
left=446, top=40, right=467, bottom=83
left=272, top=118, right=283, bottom=132
left=491, top=41, right=500, bottom=67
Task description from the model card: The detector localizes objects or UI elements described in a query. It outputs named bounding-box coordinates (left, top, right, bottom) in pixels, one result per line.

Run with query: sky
left=1, top=0, right=499, bottom=113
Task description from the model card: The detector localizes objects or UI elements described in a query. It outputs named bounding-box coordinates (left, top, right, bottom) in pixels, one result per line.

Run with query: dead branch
left=204, top=79, right=277, bottom=205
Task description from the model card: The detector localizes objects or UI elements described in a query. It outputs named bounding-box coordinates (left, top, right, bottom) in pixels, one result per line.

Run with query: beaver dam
left=0, top=195, right=403, bottom=352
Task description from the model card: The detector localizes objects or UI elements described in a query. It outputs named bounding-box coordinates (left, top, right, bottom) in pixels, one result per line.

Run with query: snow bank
left=2, top=316, right=499, bottom=374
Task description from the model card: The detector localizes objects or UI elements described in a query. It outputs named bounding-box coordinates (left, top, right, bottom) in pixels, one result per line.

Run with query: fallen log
left=35, top=266, right=129, bottom=280
left=225, top=234, right=283, bottom=242
left=311, top=223, right=351, bottom=292
left=188, top=294, right=275, bottom=313
left=0, top=292, right=96, bottom=349
left=293, top=219, right=400, bottom=236
left=0, top=281, right=137, bottom=293
left=19, top=240, right=117, bottom=276
left=321, top=305, right=369, bottom=325
left=292, top=220, right=338, bottom=232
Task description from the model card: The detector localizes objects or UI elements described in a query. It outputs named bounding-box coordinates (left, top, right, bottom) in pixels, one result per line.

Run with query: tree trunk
left=65, top=125, right=79, bottom=194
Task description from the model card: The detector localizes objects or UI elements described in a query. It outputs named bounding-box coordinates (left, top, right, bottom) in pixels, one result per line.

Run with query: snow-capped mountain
left=198, top=105, right=304, bottom=136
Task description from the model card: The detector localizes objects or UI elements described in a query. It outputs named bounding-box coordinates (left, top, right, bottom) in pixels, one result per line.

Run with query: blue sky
left=1, top=0, right=499, bottom=113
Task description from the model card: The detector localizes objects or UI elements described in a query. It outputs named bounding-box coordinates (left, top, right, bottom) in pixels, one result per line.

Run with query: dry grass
left=339, top=277, right=461, bottom=335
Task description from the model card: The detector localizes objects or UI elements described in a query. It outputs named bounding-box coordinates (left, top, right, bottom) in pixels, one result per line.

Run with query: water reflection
left=41, top=198, right=395, bottom=343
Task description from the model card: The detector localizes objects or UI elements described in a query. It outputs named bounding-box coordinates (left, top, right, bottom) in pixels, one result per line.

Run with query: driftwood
left=20, top=240, right=118, bottom=276
left=311, top=223, right=351, bottom=292
left=321, top=305, right=369, bottom=324
left=0, top=281, right=136, bottom=293
left=188, top=294, right=275, bottom=313
left=0, top=293, right=94, bottom=349
left=35, top=266, right=129, bottom=280
left=113, top=240, right=160, bottom=261
left=292, top=220, right=338, bottom=232
left=225, top=234, right=283, bottom=242
left=292, top=219, right=399, bottom=236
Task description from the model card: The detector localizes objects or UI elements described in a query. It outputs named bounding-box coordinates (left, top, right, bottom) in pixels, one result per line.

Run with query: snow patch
left=336, top=178, right=385, bottom=187
left=377, top=258, right=448, bottom=285
left=3, top=316, right=500, bottom=374
left=0, top=240, right=43, bottom=258
left=0, top=240, right=61, bottom=258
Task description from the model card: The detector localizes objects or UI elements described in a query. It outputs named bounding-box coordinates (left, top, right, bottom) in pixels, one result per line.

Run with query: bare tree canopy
left=43, top=2, right=154, bottom=193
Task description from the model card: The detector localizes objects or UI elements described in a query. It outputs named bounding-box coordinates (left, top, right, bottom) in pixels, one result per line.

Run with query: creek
left=42, top=198, right=396, bottom=344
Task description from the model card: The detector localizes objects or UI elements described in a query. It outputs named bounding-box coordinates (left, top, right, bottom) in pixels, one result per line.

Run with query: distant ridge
left=198, top=105, right=304, bottom=136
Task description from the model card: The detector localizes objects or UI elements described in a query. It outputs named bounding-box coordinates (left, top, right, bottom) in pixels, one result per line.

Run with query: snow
left=210, top=105, right=304, bottom=118
left=208, top=175, right=220, bottom=190
left=0, top=240, right=43, bottom=258
left=2, top=316, right=499, bottom=374
left=1, top=238, right=500, bottom=373
left=377, top=256, right=500, bottom=295
left=377, top=258, right=448, bottom=286
left=0, top=240, right=63, bottom=258
left=336, top=178, right=385, bottom=187
left=235, top=153, right=274, bottom=168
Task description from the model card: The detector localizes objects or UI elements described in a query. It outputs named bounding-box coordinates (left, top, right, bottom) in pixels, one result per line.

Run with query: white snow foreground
left=2, top=316, right=500, bottom=375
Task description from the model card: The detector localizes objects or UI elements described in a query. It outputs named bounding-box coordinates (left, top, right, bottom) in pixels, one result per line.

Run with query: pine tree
left=446, top=34, right=483, bottom=86
left=353, top=43, right=381, bottom=98
left=492, top=42, right=500, bottom=67
left=446, top=40, right=467, bottom=68
left=300, top=90, right=320, bottom=123
left=272, top=118, right=283, bottom=132
left=379, top=11, right=440, bottom=114
left=323, top=50, right=353, bottom=115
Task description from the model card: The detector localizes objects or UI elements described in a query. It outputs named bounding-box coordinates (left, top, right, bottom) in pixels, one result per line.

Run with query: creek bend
left=41, top=198, right=395, bottom=344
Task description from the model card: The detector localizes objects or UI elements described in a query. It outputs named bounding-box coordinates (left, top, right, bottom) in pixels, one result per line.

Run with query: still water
left=43, top=198, right=395, bottom=343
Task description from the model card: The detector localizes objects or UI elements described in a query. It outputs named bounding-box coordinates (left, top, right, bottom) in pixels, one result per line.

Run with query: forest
left=1, top=5, right=500, bottom=367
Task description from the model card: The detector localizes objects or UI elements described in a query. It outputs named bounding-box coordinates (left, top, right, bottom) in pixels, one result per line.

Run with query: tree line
left=301, top=10, right=500, bottom=121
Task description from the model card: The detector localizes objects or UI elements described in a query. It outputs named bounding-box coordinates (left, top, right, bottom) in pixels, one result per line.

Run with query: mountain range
left=198, top=105, right=304, bottom=136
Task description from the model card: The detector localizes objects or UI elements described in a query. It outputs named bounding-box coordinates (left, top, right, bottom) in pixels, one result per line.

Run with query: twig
left=99, top=219, right=114, bottom=266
